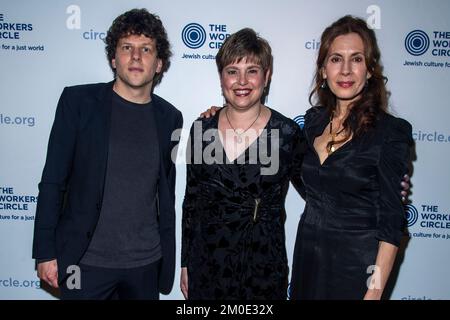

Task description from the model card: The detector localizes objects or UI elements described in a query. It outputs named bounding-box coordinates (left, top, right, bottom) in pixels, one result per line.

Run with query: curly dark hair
left=105, top=8, right=172, bottom=87
left=309, top=15, right=388, bottom=143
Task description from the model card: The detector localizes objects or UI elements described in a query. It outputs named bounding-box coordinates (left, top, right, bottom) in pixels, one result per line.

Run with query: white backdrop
left=1, top=0, right=449, bottom=300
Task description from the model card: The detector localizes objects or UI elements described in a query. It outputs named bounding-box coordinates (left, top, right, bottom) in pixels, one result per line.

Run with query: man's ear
left=156, top=58, right=163, bottom=74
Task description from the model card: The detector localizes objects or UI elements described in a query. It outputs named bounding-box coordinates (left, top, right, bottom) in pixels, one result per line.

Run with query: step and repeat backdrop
left=1, top=0, right=449, bottom=300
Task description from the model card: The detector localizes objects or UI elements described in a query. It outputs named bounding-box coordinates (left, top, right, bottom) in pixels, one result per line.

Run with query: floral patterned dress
left=181, top=108, right=303, bottom=300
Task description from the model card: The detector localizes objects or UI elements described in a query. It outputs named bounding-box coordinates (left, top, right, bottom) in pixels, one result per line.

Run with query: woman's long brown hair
left=309, top=15, right=388, bottom=146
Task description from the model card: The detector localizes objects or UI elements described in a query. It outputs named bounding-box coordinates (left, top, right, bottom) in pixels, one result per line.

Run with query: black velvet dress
left=181, top=108, right=304, bottom=300
left=290, top=106, right=413, bottom=300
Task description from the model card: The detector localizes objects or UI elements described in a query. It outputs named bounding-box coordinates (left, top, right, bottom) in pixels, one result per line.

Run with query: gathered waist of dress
left=305, top=195, right=378, bottom=211
left=302, top=198, right=378, bottom=230
left=195, top=197, right=284, bottom=224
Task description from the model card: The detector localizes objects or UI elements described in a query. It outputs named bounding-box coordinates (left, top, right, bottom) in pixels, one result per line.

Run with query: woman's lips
left=234, top=89, right=251, bottom=96
left=337, top=81, right=354, bottom=88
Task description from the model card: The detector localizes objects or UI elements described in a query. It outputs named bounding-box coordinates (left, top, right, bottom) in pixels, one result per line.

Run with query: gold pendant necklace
left=327, top=114, right=345, bottom=155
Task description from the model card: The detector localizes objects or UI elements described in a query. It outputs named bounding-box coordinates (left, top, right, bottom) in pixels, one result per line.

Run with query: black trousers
left=60, top=260, right=160, bottom=300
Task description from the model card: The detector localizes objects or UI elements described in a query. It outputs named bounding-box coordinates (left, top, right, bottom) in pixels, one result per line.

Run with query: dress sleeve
left=376, top=117, right=413, bottom=246
left=290, top=125, right=306, bottom=198
left=290, top=107, right=321, bottom=198
left=181, top=121, right=201, bottom=267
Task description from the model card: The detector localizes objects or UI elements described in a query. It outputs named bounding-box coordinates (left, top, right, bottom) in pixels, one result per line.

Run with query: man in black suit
left=32, top=8, right=183, bottom=299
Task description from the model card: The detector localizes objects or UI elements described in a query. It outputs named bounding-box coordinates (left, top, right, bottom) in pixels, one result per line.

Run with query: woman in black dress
left=180, top=28, right=303, bottom=300
left=289, top=16, right=413, bottom=300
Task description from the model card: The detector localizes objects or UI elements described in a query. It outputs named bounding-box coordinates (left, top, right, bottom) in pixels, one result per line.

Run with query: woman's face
left=322, top=32, right=371, bottom=108
left=221, top=57, right=269, bottom=111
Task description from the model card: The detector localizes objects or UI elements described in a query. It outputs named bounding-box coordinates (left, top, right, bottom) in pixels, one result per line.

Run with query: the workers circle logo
left=405, top=204, right=419, bottom=227
left=181, top=23, right=206, bottom=49
left=293, top=115, right=305, bottom=129
left=405, top=30, right=430, bottom=56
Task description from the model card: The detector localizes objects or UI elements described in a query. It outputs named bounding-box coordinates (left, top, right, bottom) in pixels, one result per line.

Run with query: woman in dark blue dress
left=289, top=16, right=413, bottom=300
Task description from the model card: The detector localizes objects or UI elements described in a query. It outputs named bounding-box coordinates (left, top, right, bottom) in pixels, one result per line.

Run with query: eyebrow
left=224, top=64, right=262, bottom=69
left=329, top=52, right=364, bottom=57
left=120, top=41, right=154, bottom=46
left=247, top=64, right=263, bottom=68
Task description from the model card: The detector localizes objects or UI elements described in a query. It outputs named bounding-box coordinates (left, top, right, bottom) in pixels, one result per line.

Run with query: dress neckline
left=307, top=107, right=353, bottom=166
left=214, top=107, right=273, bottom=164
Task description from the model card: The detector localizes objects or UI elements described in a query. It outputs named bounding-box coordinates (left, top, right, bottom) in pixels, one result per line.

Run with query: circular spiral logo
left=405, top=204, right=419, bottom=227
left=405, top=30, right=430, bottom=56
left=182, top=23, right=206, bottom=49
left=293, top=115, right=305, bottom=129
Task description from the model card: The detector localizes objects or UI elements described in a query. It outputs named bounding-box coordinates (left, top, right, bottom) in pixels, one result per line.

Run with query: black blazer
left=32, top=81, right=183, bottom=294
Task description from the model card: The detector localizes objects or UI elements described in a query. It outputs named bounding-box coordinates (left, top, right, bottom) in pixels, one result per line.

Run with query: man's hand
left=37, top=259, right=59, bottom=288
left=401, top=174, right=410, bottom=203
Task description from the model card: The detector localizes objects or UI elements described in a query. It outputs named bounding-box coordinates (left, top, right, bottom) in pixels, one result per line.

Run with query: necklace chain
left=327, top=113, right=346, bottom=154
left=225, top=106, right=262, bottom=143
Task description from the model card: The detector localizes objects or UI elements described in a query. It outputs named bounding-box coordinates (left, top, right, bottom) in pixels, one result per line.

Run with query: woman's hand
left=363, top=288, right=383, bottom=300
left=200, top=106, right=222, bottom=118
left=180, top=267, right=188, bottom=299
left=363, top=241, right=398, bottom=300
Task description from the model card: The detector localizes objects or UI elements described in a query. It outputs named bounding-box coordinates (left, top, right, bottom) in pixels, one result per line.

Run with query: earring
left=321, top=80, right=327, bottom=89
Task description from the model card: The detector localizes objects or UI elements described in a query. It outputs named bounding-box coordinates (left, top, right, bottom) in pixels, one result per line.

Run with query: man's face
left=112, top=33, right=162, bottom=91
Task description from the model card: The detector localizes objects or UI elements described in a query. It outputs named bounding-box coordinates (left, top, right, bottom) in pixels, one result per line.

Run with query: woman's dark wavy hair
left=310, top=15, right=388, bottom=140
left=105, top=8, right=172, bottom=87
